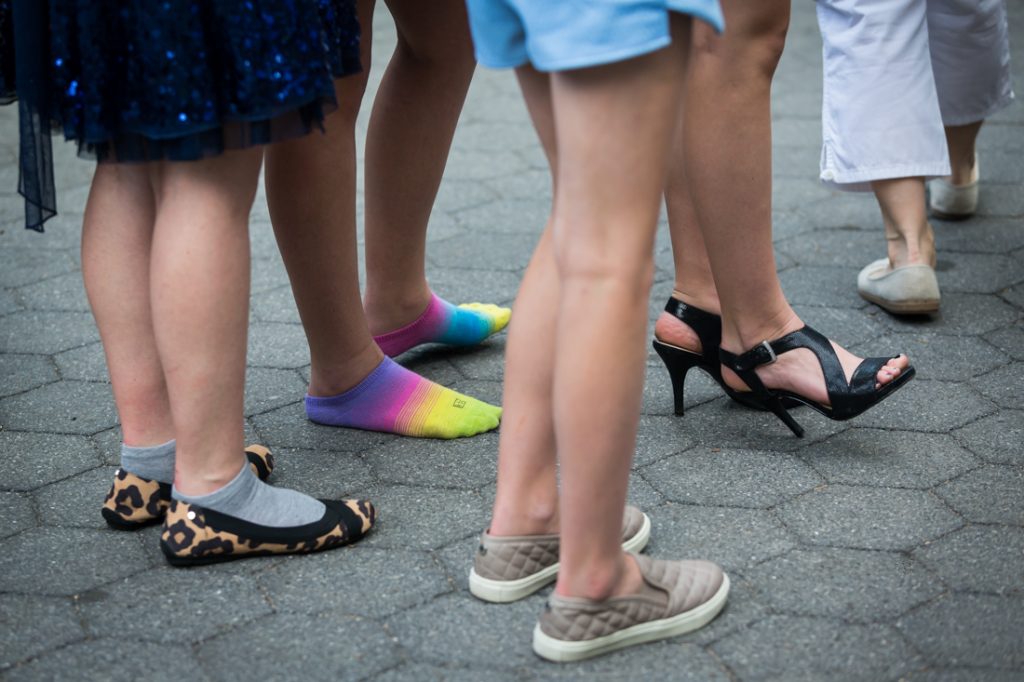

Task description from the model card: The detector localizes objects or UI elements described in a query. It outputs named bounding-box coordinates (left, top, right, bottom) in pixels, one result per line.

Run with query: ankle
left=555, top=552, right=642, bottom=602
left=363, top=284, right=433, bottom=335
left=671, top=287, right=720, bottom=316
left=721, top=305, right=802, bottom=354
left=886, top=223, right=936, bottom=269
left=490, top=496, right=559, bottom=537
left=308, top=344, right=384, bottom=397
left=174, top=460, right=246, bottom=497
left=949, top=154, right=977, bottom=187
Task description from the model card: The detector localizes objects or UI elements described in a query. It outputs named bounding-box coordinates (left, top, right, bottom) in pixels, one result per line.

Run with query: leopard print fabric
left=101, top=444, right=276, bottom=530
left=161, top=498, right=375, bottom=566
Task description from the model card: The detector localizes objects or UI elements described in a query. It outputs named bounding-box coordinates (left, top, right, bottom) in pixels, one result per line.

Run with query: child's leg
left=361, top=0, right=509, bottom=353
left=263, top=58, right=500, bottom=438
left=148, top=150, right=262, bottom=495
left=549, top=26, right=688, bottom=600
left=82, top=164, right=174, bottom=449
left=488, top=65, right=560, bottom=537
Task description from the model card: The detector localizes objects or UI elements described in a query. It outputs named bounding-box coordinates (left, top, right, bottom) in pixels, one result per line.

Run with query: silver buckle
left=760, top=340, right=777, bottom=365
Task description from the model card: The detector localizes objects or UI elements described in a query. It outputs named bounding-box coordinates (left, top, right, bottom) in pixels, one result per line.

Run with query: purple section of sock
left=373, top=294, right=450, bottom=357
left=304, top=357, right=420, bottom=432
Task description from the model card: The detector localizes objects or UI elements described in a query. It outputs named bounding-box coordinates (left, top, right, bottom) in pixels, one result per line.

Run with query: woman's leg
left=872, top=177, right=935, bottom=269
left=677, top=5, right=908, bottom=402
left=263, top=6, right=500, bottom=439
left=550, top=27, right=689, bottom=600
left=82, top=164, right=174, bottom=449
left=488, top=67, right=559, bottom=538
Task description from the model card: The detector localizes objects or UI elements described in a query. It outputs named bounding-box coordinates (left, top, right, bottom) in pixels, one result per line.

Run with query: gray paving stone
left=645, top=503, right=797, bottom=571
left=79, top=567, right=272, bottom=644
left=455, top=196, right=550, bottom=235
left=0, top=353, right=59, bottom=398
left=52, top=341, right=108, bottom=382
left=935, top=466, right=1024, bottom=526
left=90, top=427, right=123, bottom=466
left=243, top=367, right=306, bottom=417
left=987, top=324, right=1024, bottom=362
left=632, top=414, right=698, bottom=467
left=0, top=527, right=148, bottom=595
left=0, top=380, right=118, bottom=434
left=0, top=310, right=98, bottom=354
left=747, top=548, right=941, bottom=623
left=389, top=352, right=464, bottom=387
left=0, top=492, right=36, bottom=539
left=0, top=594, right=84, bottom=669
left=0, top=288, right=22, bottom=316
left=255, top=446, right=374, bottom=499
left=974, top=184, right=1024, bottom=217
left=444, top=148, right=529, bottom=182
left=249, top=283, right=301, bottom=324
left=197, top=611, right=399, bottom=682
left=902, top=669, right=1024, bottom=682
left=677, top=396, right=850, bottom=451
left=805, top=429, right=978, bottom=489
left=952, top=410, right=1024, bottom=465
left=776, top=486, right=962, bottom=551
left=877, top=293, right=1021, bottom=336
left=259, top=547, right=449, bottom=618
left=356, top=484, right=488, bottom=551
left=481, top=168, right=551, bottom=203
left=248, top=256, right=293, bottom=294
left=775, top=228, right=881, bottom=268
left=0, top=431, right=102, bottom=491
left=433, top=178, right=502, bottom=215
left=913, top=525, right=1024, bottom=596
left=936, top=252, right=1022, bottom=295
left=364, top=432, right=499, bottom=489
left=850, top=380, right=996, bottom=432
left=524, top=642, right=733, bottom=680
left=1003, top=282, right=1024, bottom=310
left=371, top=663, right=521, bottom=682
left=4, top=639, right=202, bottom=682
left=897, top=594, right=1024, bottom=669
left=780, top=265, right=868, bottom=309
left=871, top=333, right=1009, bottom=382
left=447, top=342, right=507, bottom=382
left=247, top=321, right=311, bottom=368
left=970, top=362, right=1024, bottom=408
left=641, top=360, right=725, bottom=418
left=33, top=466, right=116, bottom=529
left=934, top=216, right=1024, bottom=254
left=428, top=232, right=536, bottom=273
left=386, top=593, right=538, bottom=670
left=250, top=401, right=396, bottom=453
left=0, top=247, right=77, bottom=288
left=15, top=272, right=91, bottom=311
left=642, top=449, right=822, bottom=509
left=712, top=616, right=921, bottom=682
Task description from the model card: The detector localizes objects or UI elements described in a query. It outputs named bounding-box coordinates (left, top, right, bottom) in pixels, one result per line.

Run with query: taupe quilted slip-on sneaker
left=533, top=553, right=729, bottom=662
left=469, top=506, right=650, bottom=604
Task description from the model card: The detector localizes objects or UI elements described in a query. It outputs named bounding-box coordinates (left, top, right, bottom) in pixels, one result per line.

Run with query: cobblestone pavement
left=1, top=5, right=1023, bottom=681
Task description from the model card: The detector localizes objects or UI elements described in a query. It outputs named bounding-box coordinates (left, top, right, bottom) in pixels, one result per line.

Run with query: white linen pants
left=817, top=0, right=1014, bottom=192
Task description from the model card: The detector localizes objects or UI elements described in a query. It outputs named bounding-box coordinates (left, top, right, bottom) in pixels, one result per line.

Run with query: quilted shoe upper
left=538, top=554, right=724, bottom=642
left=473, top=506, right=646, bottom=582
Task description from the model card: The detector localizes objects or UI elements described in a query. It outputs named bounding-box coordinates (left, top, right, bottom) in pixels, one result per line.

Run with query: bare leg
left=362, top=0, right=477, bottom=333
left=872, top=177, right=936, bottom=269
left=148, top=149, right=263, bottom=495
left=944, top=120, right=983, bottom=186
left=550, top=26, right=688, bottom=600
left=82, top=164, right=174, bottom=447
left=674, top=5, right=908, bottom=401
left=488, top=67, right=559, bottom=537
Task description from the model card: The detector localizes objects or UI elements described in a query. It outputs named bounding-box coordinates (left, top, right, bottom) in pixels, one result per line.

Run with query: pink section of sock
left=373, top=294, right=448, bottom=357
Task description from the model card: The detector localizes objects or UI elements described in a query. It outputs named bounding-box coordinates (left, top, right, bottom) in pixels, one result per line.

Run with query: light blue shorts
left=465, top=0, right=725, bottom=72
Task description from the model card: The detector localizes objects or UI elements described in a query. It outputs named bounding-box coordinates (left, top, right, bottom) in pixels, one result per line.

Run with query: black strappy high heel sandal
left=652, top=298, right=800, bottom=415
left=718, top=326, right=915, bottom=437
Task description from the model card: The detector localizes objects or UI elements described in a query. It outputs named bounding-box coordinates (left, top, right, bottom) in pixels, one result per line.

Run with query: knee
left=693, top=7, right=789, bottom=81
left=394, top=30, right=476, bottom=78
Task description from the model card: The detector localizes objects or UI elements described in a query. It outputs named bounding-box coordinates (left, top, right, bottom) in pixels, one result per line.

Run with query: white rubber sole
left=532, top=573, right=731, bottom=663
left=468, top=513, right=652, bottom=604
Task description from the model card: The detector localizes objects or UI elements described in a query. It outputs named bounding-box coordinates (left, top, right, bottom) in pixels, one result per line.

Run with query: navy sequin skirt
left=1, top=0, right=360, bottom=230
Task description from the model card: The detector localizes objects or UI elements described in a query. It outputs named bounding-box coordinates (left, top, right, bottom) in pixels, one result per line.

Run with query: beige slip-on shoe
left=469, top=506, right=651, bottom=603
left=533, top=553, right=729, bottom=662
left=929, top=155, right=979, bottom=220
left=857, top=257, right=940, bottom=315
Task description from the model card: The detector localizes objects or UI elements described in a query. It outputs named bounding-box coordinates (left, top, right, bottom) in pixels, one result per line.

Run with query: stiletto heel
left=653, top=340, right=703, bottom=415
left=719, top=328, right=915, bottom=437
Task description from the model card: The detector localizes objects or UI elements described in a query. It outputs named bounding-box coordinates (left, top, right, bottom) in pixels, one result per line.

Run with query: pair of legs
left=490, top=20, right=690, bottom=599
left=262, top=0, right=503, bottom=437
left=656, top=0, right=907, bottom=406
left=84, top=151, right=261, bottom=494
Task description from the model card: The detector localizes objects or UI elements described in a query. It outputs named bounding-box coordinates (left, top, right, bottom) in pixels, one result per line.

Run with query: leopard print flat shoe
left=160, top=496, right=375, bottom=567
left=101, top=444, right=275, bottom=531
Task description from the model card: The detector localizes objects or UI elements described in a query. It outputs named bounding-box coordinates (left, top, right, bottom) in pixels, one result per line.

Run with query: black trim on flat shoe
left=160, top=496, right=375, bottom=568
left=719, top=325, right=915, bottom=437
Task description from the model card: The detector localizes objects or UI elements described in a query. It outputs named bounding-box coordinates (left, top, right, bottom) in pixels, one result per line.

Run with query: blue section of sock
left=436, top=304, right=492, bottom=346
left=120, top=439, right=176, bottom=484
left=172, top=465, right=325, bottom=528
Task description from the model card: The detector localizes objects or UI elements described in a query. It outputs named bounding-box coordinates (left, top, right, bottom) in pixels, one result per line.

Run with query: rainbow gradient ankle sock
left=305, top=357, right=502, bottom=439
left=373, top=294, right=511, bottom=357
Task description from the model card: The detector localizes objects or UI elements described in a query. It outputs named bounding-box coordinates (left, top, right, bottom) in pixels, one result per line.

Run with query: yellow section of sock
left=396, top=381, right=502, bottom=439
left=458, top=302, right=512, bottom=336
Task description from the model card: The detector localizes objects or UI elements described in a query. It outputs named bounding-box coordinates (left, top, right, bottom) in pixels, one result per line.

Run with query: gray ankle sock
left=172, top=465, right=325, bottom=528
left=121, top=439, right=176, bottom=484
